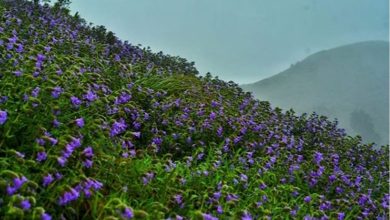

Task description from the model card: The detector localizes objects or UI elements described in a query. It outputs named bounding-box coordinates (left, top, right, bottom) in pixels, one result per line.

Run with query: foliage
left=0, top=1, right=388, bottom=219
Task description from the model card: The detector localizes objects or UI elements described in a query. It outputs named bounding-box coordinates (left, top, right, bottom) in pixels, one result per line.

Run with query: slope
left=0, top=1, right=388, bottom=219
left=242, top=41, right=389, bottom=146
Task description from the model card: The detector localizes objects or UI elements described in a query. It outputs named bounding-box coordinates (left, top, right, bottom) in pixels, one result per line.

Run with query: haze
left=69, top=0, right=388, bottom=84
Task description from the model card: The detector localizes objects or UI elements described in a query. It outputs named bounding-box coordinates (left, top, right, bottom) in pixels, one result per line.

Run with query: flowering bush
left=0, top=1, right=388, bottom=219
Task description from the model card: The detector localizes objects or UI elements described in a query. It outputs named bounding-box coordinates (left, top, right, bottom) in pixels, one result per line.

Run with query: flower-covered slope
left=0, top=1, right=388, bottom=219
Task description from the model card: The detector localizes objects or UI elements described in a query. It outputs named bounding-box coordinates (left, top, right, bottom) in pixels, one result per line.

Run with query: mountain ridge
left=242, top=40, right=389, bottom=146
left=0, top=1, right=388, bottom=219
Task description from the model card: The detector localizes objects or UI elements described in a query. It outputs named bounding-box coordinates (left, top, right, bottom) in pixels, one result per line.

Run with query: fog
left=69, top=0, right=388, bottom=84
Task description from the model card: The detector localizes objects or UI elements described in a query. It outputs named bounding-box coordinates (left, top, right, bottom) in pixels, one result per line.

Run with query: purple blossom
left=241, top=212, right=252, bottom=220
left=20, top=200, right=31, bottom=210
left=84, top=90, right=98, bottom=102
left=132, top=131, right=141, bottom=139
left=57, top=157, right=66, bottom=167
left=53, top=119, right=61, bottom=128
left=58, top=187, right=80, bottom=205
left=240, top=173, right=248, bottom=182
left=70, top=96, right=82, bottom=107
left=314, top=151, right=323, bottom=164
left=0, top=110, right=8, bottom=125
left=7, top=176, right=27, bottom=195
left=304, top=196, right=311, bottom=203
left=43, top=174, right=54, bottom=187
left=83, top=147, right=94, bottom=157
left=75, top=117, right=85, bottom=128
left=36, top=151, right=47, bottom=162
left=31, top=87, right=40, bottom=97
left=115, top=92, right=131, bottom=104
left=209, top=111, right=217, bottom=120
left=83, top=159, right=93, bottom=168
left=216, top=205, right=223, bottom=214
left=41, top=213, right=52, bottom=220
left=51, top=86, right=63, bottom=99
left=202, top=213, right=218, bottom=220
left=142, top=172, right=155, bottom=185
left=152, top=137, right=163, bottom=146
left=174, top=194, right=183, bottom=205
left=213, top=191, right=222, bottom=200
left=110, top=118, right=127, bottom=136
left=14, top=70, right=22, bottom=77
left=44, top=46, right=51, bottom=52
left=122, top=207, right=134, bottom=219
left=16, top=43, right=24, bottom=53
left=337, top=213, right=345, bottom=220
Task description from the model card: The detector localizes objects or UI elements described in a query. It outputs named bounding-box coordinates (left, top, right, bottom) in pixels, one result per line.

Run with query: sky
left=69, top=0, right=389, bottom=84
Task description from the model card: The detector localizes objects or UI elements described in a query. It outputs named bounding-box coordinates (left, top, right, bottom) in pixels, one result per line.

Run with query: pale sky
left=69, top=0, right=389, bottom=84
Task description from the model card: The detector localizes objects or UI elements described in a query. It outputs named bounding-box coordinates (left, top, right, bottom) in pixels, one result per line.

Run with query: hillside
left=0, top=1, right=388, bottom=219
left=242, top=41, right=389, bottom=146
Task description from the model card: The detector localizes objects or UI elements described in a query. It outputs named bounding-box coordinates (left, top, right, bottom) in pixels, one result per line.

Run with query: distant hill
left=242, top=41, right=389, bottom=146
left=0, top=1, right=388, bottom=219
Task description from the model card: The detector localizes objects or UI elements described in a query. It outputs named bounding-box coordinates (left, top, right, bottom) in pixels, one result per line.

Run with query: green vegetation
left=0, top=1, right=388, bottom=219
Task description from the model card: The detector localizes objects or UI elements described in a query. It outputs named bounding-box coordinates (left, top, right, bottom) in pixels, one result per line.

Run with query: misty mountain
left=242, top=41, right=389, bottom=146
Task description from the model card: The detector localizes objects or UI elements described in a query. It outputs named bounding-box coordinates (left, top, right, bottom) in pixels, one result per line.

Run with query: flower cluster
left=0, top=1, right=388, bottom=219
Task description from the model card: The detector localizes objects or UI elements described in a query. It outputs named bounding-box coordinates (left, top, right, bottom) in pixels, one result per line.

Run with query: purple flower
left=14, top=70, right=22, bottom=77
left=329, top=174, right=336, bottom=182
left=41, top=213, right=52, bottom=220
left=304, top=196, right=311, bottom=203
left=83, top=147, right=94, bottom=157
left=217, top=126, right=223, bottom=137
left=84, top=90, right=98, bottom=102
left=75, top=118, right=85, bottom=128
left=337, top=213, right=345, bottom=220
left=226, top=193, right=239, bottom=202
left=57, top=157, right=67, bottom=167
left=209, top=111, right=217, bottom=120
left=16, top=44, right=24, bottom=53
left=213, top=191, right=222, bottom=200
left=70, top=96, right=82, bottom=107
left=110, top=118, right=127, bottom=136
left=152, top=137, right=163, bottom=146
left=319, top=201, right=331, bottom=211
left=290, top=209, right=297, bottom=216
left=241, top=212, right=252, bottom=220
left=358, top=194, right=369, bottom=207
left=36, top=151, right=47, bottom=162
left=122, top=207, right=133, bottom=219
left=44, top=46, right=51, bottom=52
left=20, top=200, right=31, bottom=210
left=115, top=92, right=131, bottom=104
left=240, top=173, right=248, bottom=182
left=216, top=205, right=223, bottom=214
left=43, top=174, right=54, bottom=187
left=51, top=86, right=63, bottom=99
left=58, top=187, right=80, bottom=205
left=174, top=194, right=183, bottom=205
left=259, top=183, right=267, bottom=190
left=132, top=132, right=141, bottom=139
left=31, top=87, right=40, bottom=97
left=0, top=110, right=8, bottom=125
left=202, top=213, right=218, bottom=220
left=314, top=151, right=323, bottom=164
left=83, top=159, right=93, bottom=168
left=142, top=172, right=155, bottom=185
left=53, top=119, right=60, bottom=128
left=8, top=176, right=28, bottom=195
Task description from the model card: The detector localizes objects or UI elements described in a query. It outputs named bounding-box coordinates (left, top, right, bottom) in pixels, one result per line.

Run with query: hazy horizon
left=69, top=0, right=389, bottom=84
